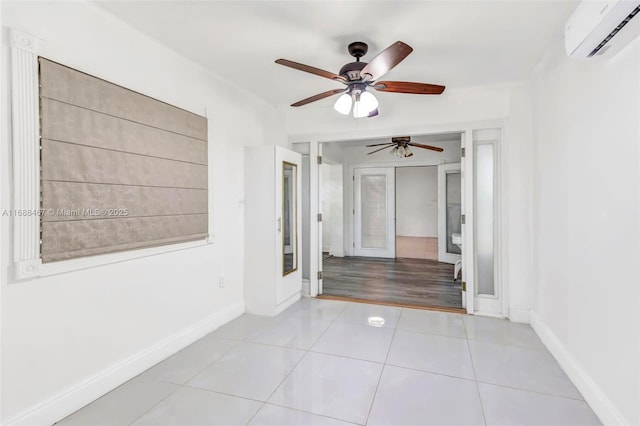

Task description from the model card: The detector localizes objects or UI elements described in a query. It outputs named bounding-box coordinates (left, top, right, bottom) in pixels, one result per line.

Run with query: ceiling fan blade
left=275, top=59, right=347, bottom=84
left=409, top=142, right=444, bottom=152
left=375, top=81, right=445, bottom=95
left=290, top=89, right=346, bottom=107
left=365, top=142, right=394, bottom=147
left=360, top=41, right=413, bottom=81
left=367, top=145, right=395, bottom=155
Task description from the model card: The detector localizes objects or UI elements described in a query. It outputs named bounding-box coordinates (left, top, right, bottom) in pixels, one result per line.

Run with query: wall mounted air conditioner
left=565, top=0, right=640, bottom=58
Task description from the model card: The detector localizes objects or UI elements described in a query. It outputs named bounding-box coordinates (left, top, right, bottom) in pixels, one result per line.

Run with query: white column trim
left=10, top=29, right=43, bottom=280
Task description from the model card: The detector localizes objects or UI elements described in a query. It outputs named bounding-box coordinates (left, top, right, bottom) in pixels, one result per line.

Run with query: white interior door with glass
left=353, top=167, right=396, bottom=258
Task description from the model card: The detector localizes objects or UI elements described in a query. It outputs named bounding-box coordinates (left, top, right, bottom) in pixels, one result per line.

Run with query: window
left=38, top=58, right=209, bottom=262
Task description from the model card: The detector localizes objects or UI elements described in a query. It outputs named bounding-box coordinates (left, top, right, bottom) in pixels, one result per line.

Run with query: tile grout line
left=126, top=336, right=245, bottom=425
left=127, top=316, right=277, bottom=425
left=243, top=402, right=267, bottom=426
left=129, top=302, right=342, bottom=426
left=255, top=402, right=363, bottom=425
left=363, top=306, right=404, bottom=425
left=471, top=380, right=588, bottom=401
left=126, top=384, right=182, bottom=426
left=245, top=299, right=352, bottom=425
left=464, top=317, right=488, bottom=426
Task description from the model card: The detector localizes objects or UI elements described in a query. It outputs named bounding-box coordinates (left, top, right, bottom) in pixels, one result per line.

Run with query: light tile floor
left=58, top=298, right=601, bottom=426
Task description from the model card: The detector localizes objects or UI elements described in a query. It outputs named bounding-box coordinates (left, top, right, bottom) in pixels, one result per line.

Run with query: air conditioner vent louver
left=589, top=5, right=640, bottom=56
left=565, top=0, right=640, bottom=59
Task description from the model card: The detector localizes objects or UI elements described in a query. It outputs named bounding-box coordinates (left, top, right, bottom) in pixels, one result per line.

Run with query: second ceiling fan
left=367, top=136, right=444, bottom=158
left=275, top=41, right=445, bottom=118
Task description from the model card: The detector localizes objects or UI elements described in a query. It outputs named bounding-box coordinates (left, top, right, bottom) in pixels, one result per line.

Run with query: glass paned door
left=354, top=167, right=395, bottom=258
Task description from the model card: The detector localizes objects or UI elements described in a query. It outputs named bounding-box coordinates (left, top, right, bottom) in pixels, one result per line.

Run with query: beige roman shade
left=39, top=58, right=208, bottom=263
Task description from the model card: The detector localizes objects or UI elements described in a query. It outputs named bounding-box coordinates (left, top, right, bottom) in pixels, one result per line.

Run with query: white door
left=437, top=163, right=462, bottom=264
left=354, top=167, right=396, bottom=258
left=275, top=147, right=302, bottom=305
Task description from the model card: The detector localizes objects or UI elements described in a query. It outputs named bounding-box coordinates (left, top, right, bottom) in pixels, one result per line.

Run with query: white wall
left=530, top=40, right=640, bottom=426
left=0, top=2, right=285, bottom=424
left=503, top=83, right=534, bottom=322
left=286, top=85, right=513, bottom=139
left=395, top=167, right=438, bottom=237
left=320, top=164, right=344, bottom=257
left=328, top=164, right=345, bottom=258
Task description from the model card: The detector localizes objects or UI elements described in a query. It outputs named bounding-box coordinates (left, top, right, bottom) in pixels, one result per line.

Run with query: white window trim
left=9, top=29, right=214, bottom=281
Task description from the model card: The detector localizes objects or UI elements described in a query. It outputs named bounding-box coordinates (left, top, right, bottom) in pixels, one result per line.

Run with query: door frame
left=294, top=119, right=506, bottom=317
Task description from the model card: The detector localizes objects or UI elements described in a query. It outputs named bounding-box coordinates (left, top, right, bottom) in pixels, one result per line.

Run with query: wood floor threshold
left=315, top=294, right=467, bottom=314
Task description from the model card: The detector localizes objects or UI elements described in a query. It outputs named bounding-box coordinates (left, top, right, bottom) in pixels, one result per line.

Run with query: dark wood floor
left=321, top=256, right=463, bottom=309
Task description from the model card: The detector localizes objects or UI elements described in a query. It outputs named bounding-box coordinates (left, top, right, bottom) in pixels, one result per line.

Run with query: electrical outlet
left=218, top=275, right=225, bottom=288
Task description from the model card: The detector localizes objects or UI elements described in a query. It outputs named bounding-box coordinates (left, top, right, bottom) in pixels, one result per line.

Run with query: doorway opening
left=317, top=133, right=464, bottom=311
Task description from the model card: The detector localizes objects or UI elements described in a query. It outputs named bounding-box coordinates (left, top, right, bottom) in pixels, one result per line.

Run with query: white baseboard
left=530, top=311, right=627, bottom=426
left=508, top=306, right=530, bottom=323
left=7, top=301, right=245, bottom=426
left=329, top=249, right=345, bottom=257
left=275, top=291, right=301, bottom=315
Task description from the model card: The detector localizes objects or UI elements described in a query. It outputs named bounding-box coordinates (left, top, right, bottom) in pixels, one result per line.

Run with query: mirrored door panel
left=283, top=161, right=298, bottom=276
left=438, top=163, right=462, bottom=265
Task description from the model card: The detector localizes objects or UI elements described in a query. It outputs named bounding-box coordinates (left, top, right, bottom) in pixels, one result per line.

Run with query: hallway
left=57, top=298, right=599, bottom=426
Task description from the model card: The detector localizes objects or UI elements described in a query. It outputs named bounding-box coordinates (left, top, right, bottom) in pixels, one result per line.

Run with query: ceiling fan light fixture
left=333, top=93, right=352, bottom=115
left=360, top=91, right=378, bottom=112
left=352, top=91, right=378, bottom=118
left=353, top=101, right=366, bottom=118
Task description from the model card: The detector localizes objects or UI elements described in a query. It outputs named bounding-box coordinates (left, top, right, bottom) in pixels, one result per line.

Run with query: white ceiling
left=96, top=0, right=578, bottom=107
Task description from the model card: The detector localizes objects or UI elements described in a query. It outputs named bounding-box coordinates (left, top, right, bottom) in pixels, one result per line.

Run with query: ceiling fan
left=366, top=136, right=444, bottom=158
left=275, top=41, right=445, bottom=118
